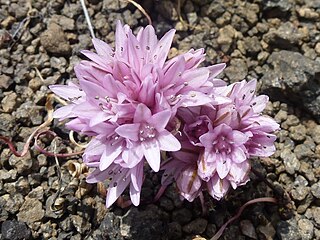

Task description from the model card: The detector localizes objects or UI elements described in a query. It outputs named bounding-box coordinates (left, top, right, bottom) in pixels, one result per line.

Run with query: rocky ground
left=0, top=0, right=320, bottom=239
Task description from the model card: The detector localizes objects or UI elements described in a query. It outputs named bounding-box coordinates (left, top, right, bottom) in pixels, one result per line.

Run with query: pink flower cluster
left=50, top=21, right=279, bottom=207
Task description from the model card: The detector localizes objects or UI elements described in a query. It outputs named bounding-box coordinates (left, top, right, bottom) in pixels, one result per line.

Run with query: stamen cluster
left=50, top=21, right=279, bottom=207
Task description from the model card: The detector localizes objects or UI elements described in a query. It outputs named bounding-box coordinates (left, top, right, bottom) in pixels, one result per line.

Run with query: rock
left=120, top=205, right=168, bottom=240
left=102, top=0, right=128, bottom=12
left=236, top=4, right=259, bottom=26
left=205, top=223, right=217, bottom=238
left=285, top=115, right=300, bottom=127
left=260, top=50, right=320, bottom=121
left=61, top=3, right=82, bottom=18
left=312, top=207, right=320, bottom=225
left=243, top=36, right=262, bottom=56
left=263, top=22, right=302, bottom=49
left=315, top=229, right=320, bottom=240
left=50, top=57, right=67, bottom=73
left=15, top=177, right=31, bottom=196
left=311, top=182, right=320, bottom=198
left=172, top=208, right=193, bottom=225
left=48, top=14, right=75, bottom=31
left=0, top=169, right=14, bottom=181
left=280, top=149, right=300, bottom=175
left=275, top=109, right=288, bottom=123
left=9, top=150, right=33, bottom=174
left=299, top=161, right=315, bottom=183
left=298, top=219, right=314, bottom=240
left=1, top=91, right=17, bottom=113
left=217, top=25, right=237, bottom=52
left=294, top=144, right=314, bottom=160
left=203, top=1, right=225, bottom=19
left=98, top=212, right=122, bottom=240
left=1, top=220, right=31, bottom=240
left=310, top=125, right=320, bottom=144
left=182, top=218, right=208, bottom=234
left=277, top=219, right=302, bottom=240
left=257, top=222, right=276, bottom=240
left=225, top=58, right=248, bottom=82
left=168, top=222, right=182, bottom=239
left=291, top=186, right=309, bottom=202
left=0, top=113, right=15, bottom=134
left=14, top=101, right=43, bottom=125
left=71, top=215, right=91, bottom=234
left=17, top=198, right=45, bottom=224
left=93, top=12, right=111, bottom=36
left=156, top=0, right=178, bottom=21
left=40, top=23, right=71, bottom=56
left=297, top=7, right=319, bottom=20
left=159, top=196, right=174, bottom=211
left=27, top=186, right=44, bottom=200
left=1, top=16, right=15, bottom=28
left=315, top=43, right=320, bottom=55
left=240, top=220, right=257, bottom=239
left=0, top=74, right=13, bottom=89
left=0, top=194, right=24, bottom=214
left=187, top=12, right=198, bottom=26
left=262, top=0, right=292, bottom=18
left=297, top=193, right=314, bottom=214
left=289, top=124, right=307, bottom=142
left=40, top=220, right=58, bottom=238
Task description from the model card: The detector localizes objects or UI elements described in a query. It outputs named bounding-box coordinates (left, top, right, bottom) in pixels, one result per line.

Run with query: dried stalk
left=123, top=0, right=152, bottom=25
left=80, top=0, right=95, bottom=38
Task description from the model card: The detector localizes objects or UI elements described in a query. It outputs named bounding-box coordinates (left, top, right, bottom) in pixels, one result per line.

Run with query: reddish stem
left=34, top=130, right=84, bottom=157
left=210, top=197, right=277, bottom=240
left=0, top=135, right=35, bottom=157
left=153, top=185, right=168, bottom=203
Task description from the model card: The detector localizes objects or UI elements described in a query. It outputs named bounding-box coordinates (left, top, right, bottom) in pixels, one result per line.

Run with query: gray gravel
left=1, top=0, right=320, bottom=239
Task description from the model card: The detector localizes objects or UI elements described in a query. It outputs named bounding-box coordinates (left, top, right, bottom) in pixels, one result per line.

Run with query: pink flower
left=199, top=123, right=248, bottom=179
left=115, top=104, right=181, bottom=172
left=50, top=21, right=230, bottom=207
left=50, top=19, right=278, bottom=207
left=87, top=162, right=144, bottom=207
left=161, top=79, right=278, bottom=202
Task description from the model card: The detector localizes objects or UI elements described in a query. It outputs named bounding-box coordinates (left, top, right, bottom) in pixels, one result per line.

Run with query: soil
left=0, top=0, right=320, bottom=239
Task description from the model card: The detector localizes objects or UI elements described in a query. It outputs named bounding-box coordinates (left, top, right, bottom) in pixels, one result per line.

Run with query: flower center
left=139, top=123, right=156, bottom=142
left=214, top=135, right=232, bottom=154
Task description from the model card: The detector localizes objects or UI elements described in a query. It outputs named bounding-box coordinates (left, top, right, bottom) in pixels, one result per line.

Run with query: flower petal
left=106, top=174, right=131, bottom=208
left=157, top=130, right=181, bottom=151
left=130, top=182, right=141, bottom=206
left=142, top=140, right=160, bottom=172
left=49, top=84, right=84, bottom=101
left=134, top=104, right=152, bottom=123
left=92, top=38, right=114, bottom=57
left=53, top=104, right=76, bottom=119
left=115, top=123, right=140, bottom=141
left=231, top=147, right=247, bottom=163
left=99, top=143, right=123, bottom=171
left=153, top=29, right=175, bottom=67
left=176, top=166, right=202, bottom=202
left=207, top=174, right=230, bottom=200
left=216, top=156, right=231, bottom=179
left=149, top=110, right=171, bottom=131
left=130, top=162, right=144, bottom=191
